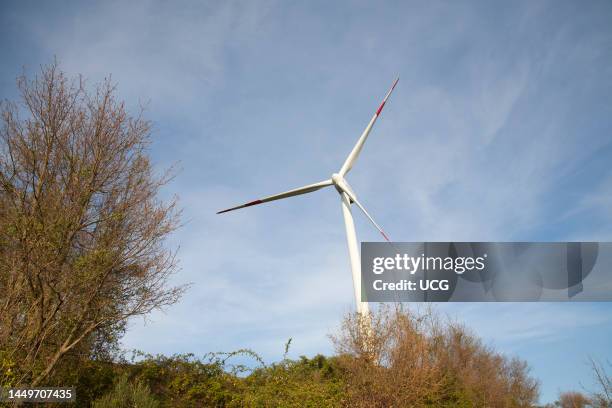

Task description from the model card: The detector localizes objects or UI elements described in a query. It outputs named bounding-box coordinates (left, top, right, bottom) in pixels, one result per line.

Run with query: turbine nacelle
left=331, top=173, right=357, bottom=202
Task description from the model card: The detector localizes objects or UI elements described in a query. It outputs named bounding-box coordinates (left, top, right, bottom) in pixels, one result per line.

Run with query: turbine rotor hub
left=331, top=173, right=356, bottom=202
left=331, top=173, right=343, bottom=186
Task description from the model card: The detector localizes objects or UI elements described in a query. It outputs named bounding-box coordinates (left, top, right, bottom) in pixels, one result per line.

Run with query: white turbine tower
left=217, top=78, right=399, bottom=316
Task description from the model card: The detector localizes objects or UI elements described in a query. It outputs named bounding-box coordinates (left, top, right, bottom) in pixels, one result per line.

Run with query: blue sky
left=2, top=0, right=612, bottom=403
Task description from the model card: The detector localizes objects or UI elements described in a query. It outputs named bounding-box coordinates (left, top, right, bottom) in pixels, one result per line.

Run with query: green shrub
left=92, top=373, right=158, bottom=408
left=236, top=354, right=345, bottom=407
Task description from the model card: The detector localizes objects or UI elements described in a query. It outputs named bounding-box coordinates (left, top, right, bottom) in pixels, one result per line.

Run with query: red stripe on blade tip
left=216, top=199, right=263, bottom=214
left=244, top=199, right=263, bottom=207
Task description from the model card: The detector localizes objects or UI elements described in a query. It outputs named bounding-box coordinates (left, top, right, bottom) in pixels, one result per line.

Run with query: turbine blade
left=339, top=77, right=399, bottom=176
left=217, top=179, right=332, bottom=214
left=351, top=196, right=391, bottom=242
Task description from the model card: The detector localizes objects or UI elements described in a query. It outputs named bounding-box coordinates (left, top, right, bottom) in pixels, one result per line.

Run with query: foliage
left=236, top=354, right=345, bottom=407
left=0, top=62, right=185, bottom=386
left=65, top=349, right=340, bottom=407
left=129, top=352, right=241, bottom=407
left=65, top=307, right=543, bottom=407
left=92, top=373, right=158, bottom=408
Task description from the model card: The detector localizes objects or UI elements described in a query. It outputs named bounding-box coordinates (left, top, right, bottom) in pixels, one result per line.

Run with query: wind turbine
left=217, top=78, right=399, bottom=316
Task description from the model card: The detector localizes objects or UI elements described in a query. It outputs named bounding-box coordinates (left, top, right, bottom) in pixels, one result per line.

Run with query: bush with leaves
left=237, top=354, right=345, bottom=407
left=129, top=352, right=241, bottom=407
left=92, top=373, right=158, bottom=408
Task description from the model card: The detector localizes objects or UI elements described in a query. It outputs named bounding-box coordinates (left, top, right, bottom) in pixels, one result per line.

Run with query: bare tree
left=556, top=391, right=592, bottom=408
left=0, top=62, right=186, bottom=386
left=330, top=305, right=540, bottom=407
left=590, top=358, right=612, bottom=407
